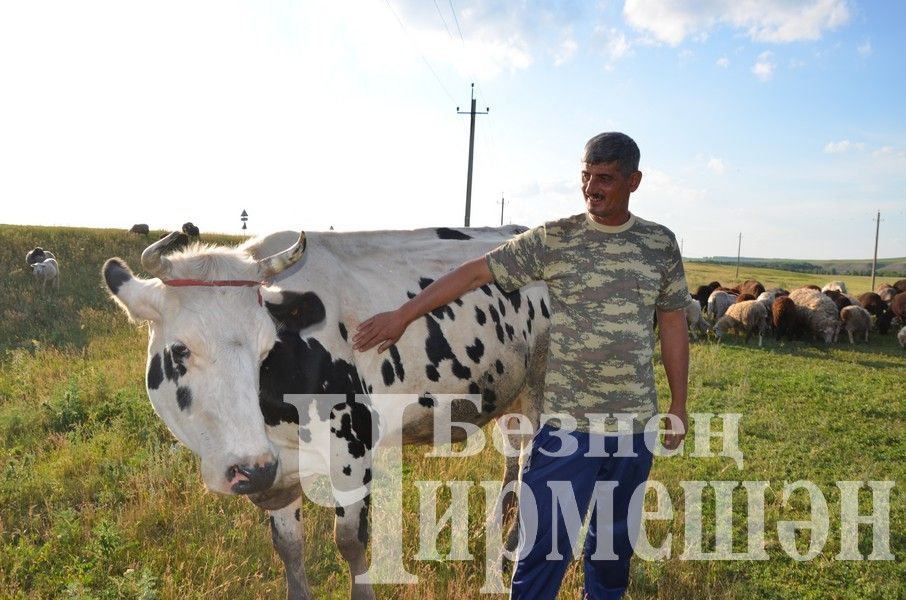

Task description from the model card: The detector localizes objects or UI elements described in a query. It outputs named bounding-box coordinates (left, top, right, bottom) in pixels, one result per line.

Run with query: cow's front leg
left=335, top=497, right=375, bottom=600
left=268, top=497, right=313, bottom=600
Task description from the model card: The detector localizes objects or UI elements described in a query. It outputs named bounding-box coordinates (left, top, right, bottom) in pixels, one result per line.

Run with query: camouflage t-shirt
left=485, top=212, right=688, bottom=433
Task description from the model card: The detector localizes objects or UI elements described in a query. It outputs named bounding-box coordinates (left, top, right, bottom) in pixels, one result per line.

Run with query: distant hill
left=692, top=256, right=906, bottom=278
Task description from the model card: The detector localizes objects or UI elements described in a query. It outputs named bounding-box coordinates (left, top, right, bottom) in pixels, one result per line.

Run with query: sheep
left=822, top=281, right=848, bottom=295
left=707, top=290, right=737, bottom=321
left=891, top=292, right=906, bottom=328
left=893, top=279, right=906, bottom=294
left=692, top=282, right=721, bottom=310
left=789, top=287, right=839, bottom=344
left=735, top=293, right=756, bottom=303
left=129, top=223, right=150, bottom=234
left=772, top=296, right=798, bottom=342
left=684, top=295, right=711, bottom=340
left=823, top=289, right=852, bottom=312
left=876, top=284, right=897, bottom=303
left=756, top=291, right=777, bottom=313
left=182, top=222, right=200, bottom=237
left=839, top=305, right=871, bottom=344
left=898, top=326, right=906, bottom=348
left=714, top=300, right=770, bottom=347
left=803, top=284, right=821, bottom=291
left=737, top=279, right=765, bottom=297
left=31, top=258, right=60, bottom=291
left=25, top=247, right=55, bottom=266
left=859, top=292, right=894, bottom=334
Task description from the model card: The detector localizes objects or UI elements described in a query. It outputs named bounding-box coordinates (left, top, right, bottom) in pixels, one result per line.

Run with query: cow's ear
left=102, top=258, right=165, bottom=322
left=262, top=289, right=326, bottom=331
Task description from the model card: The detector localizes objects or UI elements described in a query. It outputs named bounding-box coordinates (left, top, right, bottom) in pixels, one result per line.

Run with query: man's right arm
left=353, top=256, right=494, bottom=353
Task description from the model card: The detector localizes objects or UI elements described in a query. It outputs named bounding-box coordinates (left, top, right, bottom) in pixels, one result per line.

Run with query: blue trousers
left=510, top=426, right=654, bottom=600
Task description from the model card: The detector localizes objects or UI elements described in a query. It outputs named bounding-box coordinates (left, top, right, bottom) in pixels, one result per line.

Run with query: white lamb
left=714, top=300, right=770, bottom=347
left=898, top=326, right=906, bottom=349
left=707, top=290, right=737, bottom=321
left=31, top=258, right=60, bottom=291
left=839, top=305, right=871, bottom=344
left=684, top=295, right=711, bottom=340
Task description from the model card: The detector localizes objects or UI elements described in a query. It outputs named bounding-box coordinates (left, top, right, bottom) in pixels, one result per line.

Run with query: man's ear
left=629, top=170, right=642, bottom=192
left=261, top=288, right=326, bottom=332
left=102, top=258, right=166, bottom=322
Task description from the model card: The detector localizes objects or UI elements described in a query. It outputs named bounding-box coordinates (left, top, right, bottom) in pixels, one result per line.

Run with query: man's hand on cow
left=663, top=402, right=687, bottom=451
left=353, top=310, right=407, bottom=353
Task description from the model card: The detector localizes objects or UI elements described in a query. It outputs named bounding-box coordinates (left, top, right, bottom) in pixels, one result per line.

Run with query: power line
left=447, top=0, right=465, bottom=43
left=433, top=0, right=455, bottom=40
left=382, top=0, right=457, bottom=104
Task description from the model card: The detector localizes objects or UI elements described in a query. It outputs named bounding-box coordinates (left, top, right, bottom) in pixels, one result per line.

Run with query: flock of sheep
left=684, top=279, right=906, bottom=349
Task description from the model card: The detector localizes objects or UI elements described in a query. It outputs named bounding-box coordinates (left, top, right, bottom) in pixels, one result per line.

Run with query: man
left=353, top=132, right=689, bottom=599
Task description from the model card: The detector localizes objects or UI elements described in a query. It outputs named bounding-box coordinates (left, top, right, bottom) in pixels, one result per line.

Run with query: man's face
left=581, top=161, right=642, bottom=225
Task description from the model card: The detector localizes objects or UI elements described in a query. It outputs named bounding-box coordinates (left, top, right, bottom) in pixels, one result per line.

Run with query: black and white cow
left=103, top=226, right=550, bottom=599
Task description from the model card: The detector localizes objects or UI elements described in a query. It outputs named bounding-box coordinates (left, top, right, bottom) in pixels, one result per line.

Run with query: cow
left=102, top=226, right=550, bottom=599
left=129, top=223, right=150, bottom=235
left=31, top=257, right=60, bottom=291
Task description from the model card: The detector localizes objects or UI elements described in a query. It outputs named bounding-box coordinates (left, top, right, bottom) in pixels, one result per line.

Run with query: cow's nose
left=227, top=460, right=278, bottom=494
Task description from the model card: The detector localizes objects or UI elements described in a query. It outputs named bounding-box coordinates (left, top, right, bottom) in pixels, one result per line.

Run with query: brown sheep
left=772, top=296, right=798, bottom=342
left=877, top=284, right=898, bottom=303
left=893, top=279, right=906, bottom=294
left=823, top=289, right=852, bottom=312
left=737, top=279, right=765, bottom=297
left=891, top=292, right=906, bottom=321
left=735, top=293, right=756, bottom=303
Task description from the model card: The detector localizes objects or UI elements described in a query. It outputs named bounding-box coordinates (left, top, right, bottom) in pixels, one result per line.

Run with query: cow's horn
left=258, top=232, right=307, bottom=279
left=141, top=231, right=180, bottom=277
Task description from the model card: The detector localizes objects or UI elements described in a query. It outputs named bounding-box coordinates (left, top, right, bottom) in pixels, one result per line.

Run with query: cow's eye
left=171, top=343, right=191, bottom=359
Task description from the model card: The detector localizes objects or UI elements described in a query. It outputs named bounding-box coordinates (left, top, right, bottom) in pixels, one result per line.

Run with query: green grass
left=0, top=225, right=903, bottom=599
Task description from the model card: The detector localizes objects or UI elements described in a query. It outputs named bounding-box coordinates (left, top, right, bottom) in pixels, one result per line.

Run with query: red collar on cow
left=162, top=279, right=266, bottom=306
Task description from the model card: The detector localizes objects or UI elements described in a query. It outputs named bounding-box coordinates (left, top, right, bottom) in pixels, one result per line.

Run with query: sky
left=1, top=0, right=904, bottom=260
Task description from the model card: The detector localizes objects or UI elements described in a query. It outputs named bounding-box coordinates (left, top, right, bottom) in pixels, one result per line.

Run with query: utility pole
left=735, top=232, right=742, bottom=279
left=457, top=83, right=489, bottom=227
left=498, top=193, right=505, bottom=226
left=870, top=211, right=881, bottom=290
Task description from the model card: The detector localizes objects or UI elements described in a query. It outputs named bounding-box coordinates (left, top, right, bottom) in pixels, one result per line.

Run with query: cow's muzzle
left=227, top=460, right=278, bottom=495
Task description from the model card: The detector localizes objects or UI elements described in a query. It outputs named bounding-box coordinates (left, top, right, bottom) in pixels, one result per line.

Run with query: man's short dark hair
left=582, top=132, right=640, bottom=177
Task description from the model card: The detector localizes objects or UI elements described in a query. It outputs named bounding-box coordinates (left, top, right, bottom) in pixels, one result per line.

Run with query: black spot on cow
left=363, top=468, right=372, bottom=485
left=435, top=227, right=472, bottom=240
left=295, top=508, right=301, bottom=521
left=481, top=388, right=497, bottom=413
left=479, top=284, right=493, bottom=296
left=163, top=349, right=175, bottom=382
left=388, top=346, right=405, bottom=382
left=406, top=291, right=416, bottom=300
left=487, top=305, right=505, bottom=343
left=475, top=306, right=487, bottom=325
left=358, top=503, right=370, bottom=545
left=466, top=338, right=484, bottom=363
left=453, top=298, right=463, bottom=306
left=528, top=299, right=535, bottom=320
left=498, top=298, right=506, bottom=317
left=501, top=287, right=522, bottom=312
left=102, top=259, right=131, bottom=295
left=418, top=395, right=435, bottom=408
left=418, top=277, right=434, bottom=290
left=259, top=332, right=364, bottom=427
left=424, top=315, right=471, bottom=381
left=540, top=298, right=550, bottom=319
left=343, top=465, right=352, bottom=476
left=147, top=353, right=163, bottom=390
left=495, top=359, right=504, bottom=375
left=338, top=322, right=349, bottom=342
left=381, top=360, right=395, bottom=386
left=468, top=382, right=480, bottom=395
left=176, top=386, right=192, bottom=410
left=330, top=395, right=375, bottom=459
left=505, top=323, right=515, bottom=341
left=266, top=292, right=326, bottom=332
left=426, top=364, right=440, bottom=382
left=336, top=506, right=345, bottom=517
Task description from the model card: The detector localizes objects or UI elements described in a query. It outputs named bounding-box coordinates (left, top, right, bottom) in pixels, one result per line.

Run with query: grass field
left=0, top=224, right=903, bottom=599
